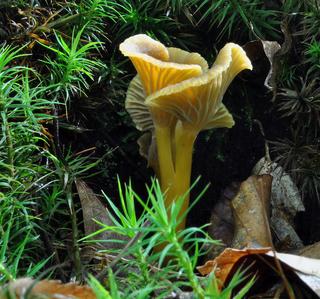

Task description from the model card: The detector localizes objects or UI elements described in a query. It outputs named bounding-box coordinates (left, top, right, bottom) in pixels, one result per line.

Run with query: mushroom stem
left=153, top=123, right=197, bottom=257
left=155, top=125, right=175, bottom=193
left=173, top=122, right=198, bottom=231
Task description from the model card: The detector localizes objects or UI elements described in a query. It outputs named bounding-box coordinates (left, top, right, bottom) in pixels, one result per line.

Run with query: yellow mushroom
left=120, top=34, right=208, bottom=193
left=120, top=34, right=252, bottom=232
left=146, top=43, right=252, bottom=229
left=147, top=43, right=252, bottom=132
left=119, top=34, right=208, bottom=96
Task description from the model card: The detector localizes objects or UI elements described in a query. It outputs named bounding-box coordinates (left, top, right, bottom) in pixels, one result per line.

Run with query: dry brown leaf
left=253, top=157, right=304, bottom=250
left=253, top=157, right=304, bottom=216
left=265, top=251, right=320, bottom=296
left=75, top=179, right=129, bottom=263
left=260, top=40, right=281, bottom=92
left=198, top=248, right=320, bottom=297
left=206, top=175, right=272, bottom=260
left=297, top=242, right=320, bottom=259
left=243, top=40, right=280, bottom=94
left=76, top=179, right=111, bottom=237
left=272, top=209, right=305, bottom=251
left=0, top=278, right=96, bottom=299
left=231, top=174, right=273, bottom=249
left=197, top=247, right=270, bottom=278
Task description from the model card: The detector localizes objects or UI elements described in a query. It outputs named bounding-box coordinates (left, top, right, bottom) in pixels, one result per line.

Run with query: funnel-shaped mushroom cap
left=120, top=34, right=207, bottom=96
left=167, top=47, right=208, bottom=71
left=125, top=74, right=175, bottom=129
left=125, top=75, right=153, bottom=131
left=204, top=103, right=235, bottom=129
left=146, top=43, right=252, bottom=131
left=123, top=44, right=209, bottom=127
left=121, top=34, right=209, bottom=127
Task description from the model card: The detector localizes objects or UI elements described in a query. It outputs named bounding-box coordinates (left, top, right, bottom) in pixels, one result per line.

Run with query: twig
left=253, top=119, right=271, bottom=162
left=66, top=181, right=82, bottom=281
left=260, top=188, right=296, bottom=299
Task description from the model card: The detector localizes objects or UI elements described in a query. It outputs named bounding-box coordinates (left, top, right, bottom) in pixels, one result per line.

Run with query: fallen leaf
left=265, top=251, right=320, bottom=296
left=253, top=157, right=304, bottom=216
left=197, top=247, right=270, bottom=278
left=272, top=209, right=305, bottom=251
left=261, top=40, right=281, bottom=92
left=206, top=175, right=272, bottom=260
left=198, top=248, right=320, bottom=297
left=297, top=242, right=320, bottom=259
left=231, top=175, right=273, bottom=249
left=0, top=278, right=96, bottom=299
left=243, top=39, right=281, bottom=94
left=253, top=157, right=304, bottom=250
left=75, top=179, right=129, bottom=263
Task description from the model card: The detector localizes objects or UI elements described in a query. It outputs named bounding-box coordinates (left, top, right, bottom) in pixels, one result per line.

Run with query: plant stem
left=137, top=242, right=150, bottom=284
left=174, top=123, right=197, bottom=231
left=0, top=263, right=13, bottom=281
left=66, top=181, right=82, bottom=280
left=34, top=14, right=82, bottom=33
left=170, top=236, right=204, bottom=298
left=3, top=114, right=14, bottom=177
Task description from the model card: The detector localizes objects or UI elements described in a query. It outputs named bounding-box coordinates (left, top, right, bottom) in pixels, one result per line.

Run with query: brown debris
left=75, top=179, right=129, bottom=262
left=198, top=248, right=320, bottom=297
left=197, top=247, right=270, bottom=279
left=253, top=157, right=305, bottom=251
left=0, top=278, right=96, bottom=299
left=297, top=242, right=320, bottom=259
left=231, top=174, right=273, bottom=249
